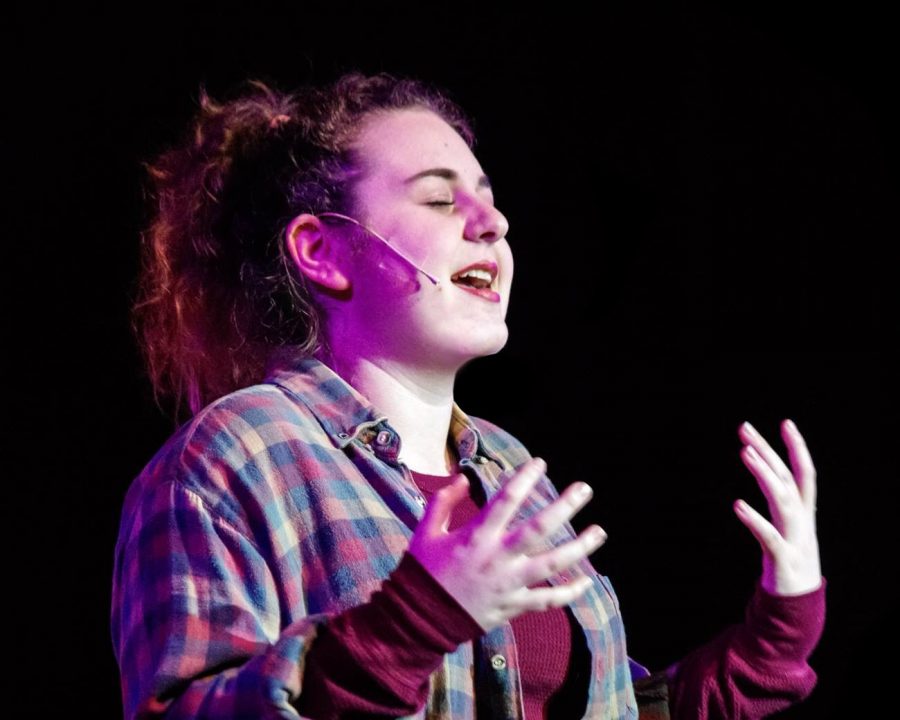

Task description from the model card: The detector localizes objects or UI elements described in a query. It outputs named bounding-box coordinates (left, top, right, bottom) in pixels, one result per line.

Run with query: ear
left=284, top=213, right=351, bottom=292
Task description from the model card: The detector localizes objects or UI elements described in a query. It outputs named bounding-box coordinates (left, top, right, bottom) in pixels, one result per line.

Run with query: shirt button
left=490, top=654, right=506, bottom=670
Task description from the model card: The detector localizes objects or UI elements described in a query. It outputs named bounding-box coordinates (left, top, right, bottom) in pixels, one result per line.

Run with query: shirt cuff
left=735, top=576, right=827, bottom=665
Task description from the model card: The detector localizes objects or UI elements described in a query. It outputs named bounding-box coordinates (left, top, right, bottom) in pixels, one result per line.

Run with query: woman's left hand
left=734, top=418, right=822, bottom=596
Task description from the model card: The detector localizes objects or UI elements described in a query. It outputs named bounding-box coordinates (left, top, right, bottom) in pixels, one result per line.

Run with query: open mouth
left=450, top=262, right=500, bottom=302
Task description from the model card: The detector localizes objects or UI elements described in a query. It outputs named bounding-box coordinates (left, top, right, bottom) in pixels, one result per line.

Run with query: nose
left=464, top=196, right=510, bottom=244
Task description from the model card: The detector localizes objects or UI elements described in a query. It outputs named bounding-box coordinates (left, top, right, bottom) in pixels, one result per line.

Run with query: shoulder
left=179, top=381, right=324, bottom=461
left=119, top=381, right=326, bottom=534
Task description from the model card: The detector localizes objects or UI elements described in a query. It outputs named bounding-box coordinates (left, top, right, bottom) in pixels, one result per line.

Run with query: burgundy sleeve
left=667, top=577, right=827, bottom=720
left=294, top=550, right=486, bottom=719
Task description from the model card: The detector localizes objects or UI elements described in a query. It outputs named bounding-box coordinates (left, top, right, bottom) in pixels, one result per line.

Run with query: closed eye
left=426, top=200, right=455, bottom=207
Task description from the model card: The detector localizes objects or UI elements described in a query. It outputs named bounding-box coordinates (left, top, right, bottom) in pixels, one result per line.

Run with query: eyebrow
left=403, top=167, right=492, bottom=191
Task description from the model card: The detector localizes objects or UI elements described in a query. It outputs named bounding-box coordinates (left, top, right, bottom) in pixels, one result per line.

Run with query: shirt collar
left=263, top=354, right=506, bottom=470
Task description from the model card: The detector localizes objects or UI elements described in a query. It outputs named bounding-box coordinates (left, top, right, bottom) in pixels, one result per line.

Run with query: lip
left=454, top=283, right=501, bottom=303
left=451, top=260, right=498, bottom=284
left=450, top=260, right=500, bottom=300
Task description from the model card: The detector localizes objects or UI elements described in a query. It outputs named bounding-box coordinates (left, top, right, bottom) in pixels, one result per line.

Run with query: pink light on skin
left=286, top=108, right=512, bottom=373
left=318, top=212, right=442, bottom=286
left=316, top=219, right=503, bottom=304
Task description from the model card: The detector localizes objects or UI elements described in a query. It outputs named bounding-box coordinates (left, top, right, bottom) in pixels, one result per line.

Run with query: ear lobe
left=284, top=213, right=351, bottom=292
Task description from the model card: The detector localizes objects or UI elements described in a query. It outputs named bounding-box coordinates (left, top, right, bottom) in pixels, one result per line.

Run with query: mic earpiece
left=318, top=212, right=441, bottom=286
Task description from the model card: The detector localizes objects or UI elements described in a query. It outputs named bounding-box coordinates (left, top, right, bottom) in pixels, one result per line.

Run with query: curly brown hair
left=132, top=71, right=477, bottom=422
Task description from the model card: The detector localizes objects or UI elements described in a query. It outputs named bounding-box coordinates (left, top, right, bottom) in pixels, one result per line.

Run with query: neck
left=316, top=346, right=459, bottom=475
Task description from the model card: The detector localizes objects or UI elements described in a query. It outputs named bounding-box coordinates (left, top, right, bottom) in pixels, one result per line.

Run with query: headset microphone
left=318, top=212, right=441, bottom=287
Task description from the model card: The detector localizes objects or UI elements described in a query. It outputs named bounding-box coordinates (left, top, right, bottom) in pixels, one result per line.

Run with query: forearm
left=667, top=578, right=826, bottom=720
left=296, top=550, right=485, bottom=719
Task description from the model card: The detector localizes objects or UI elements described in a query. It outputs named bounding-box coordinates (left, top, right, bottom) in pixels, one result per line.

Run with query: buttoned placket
left=343, top=419, right=432, bottom=521
left=338, top=413, right=536, bottom=720
left=446, top=435, right=530, bottom=720
left=376, top=431, right=434, bottom=509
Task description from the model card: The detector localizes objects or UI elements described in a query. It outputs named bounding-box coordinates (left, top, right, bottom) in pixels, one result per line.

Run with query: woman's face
left=338, top=107, right=513, bottom=372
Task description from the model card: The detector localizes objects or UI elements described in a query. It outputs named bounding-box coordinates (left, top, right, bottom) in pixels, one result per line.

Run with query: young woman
left=111, top=71, right=825, bottom=719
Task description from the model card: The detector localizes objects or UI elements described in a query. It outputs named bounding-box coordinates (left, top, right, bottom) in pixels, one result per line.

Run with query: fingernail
left=591, top=527, right=607, bottom=542
left=742, top=421, right=757, bottom=436
left=786, top=418, right=797, bottom=432
left=577, top=483, right=592, bottom=499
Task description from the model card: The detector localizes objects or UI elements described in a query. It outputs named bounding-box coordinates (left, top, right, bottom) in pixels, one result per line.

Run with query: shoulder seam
left=162, top=476, right=268, bottom=558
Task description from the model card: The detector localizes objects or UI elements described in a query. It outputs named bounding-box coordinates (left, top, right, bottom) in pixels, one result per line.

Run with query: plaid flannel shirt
left=111, top=356, right=639, bottom=719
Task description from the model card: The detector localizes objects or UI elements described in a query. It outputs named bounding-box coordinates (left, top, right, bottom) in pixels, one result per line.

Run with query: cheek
left=501, top=245, right=514, bottom=291
left=499, top=250, right=514, bottom=317
left=352, top=243, right=423, bottom=301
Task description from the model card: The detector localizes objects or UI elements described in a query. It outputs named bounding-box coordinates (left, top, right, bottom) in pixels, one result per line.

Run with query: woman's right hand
left=407, top=457, right=607, bottom=632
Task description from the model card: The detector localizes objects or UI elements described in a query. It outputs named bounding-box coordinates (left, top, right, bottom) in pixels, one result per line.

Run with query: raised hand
left=734, top=419, right=822, bottom=596
left=407, top=457, right=606, bottom=632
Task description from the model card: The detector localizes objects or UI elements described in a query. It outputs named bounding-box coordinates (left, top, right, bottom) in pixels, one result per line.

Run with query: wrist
left=761, top=551, right=822, bottom=596
left=761, top=574, right=823, bottom=597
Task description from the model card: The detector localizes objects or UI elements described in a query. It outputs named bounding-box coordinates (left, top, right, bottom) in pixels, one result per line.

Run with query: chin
left=416, top=323, right=509, bottom=369
left=461, top=326, right=509, bottom=359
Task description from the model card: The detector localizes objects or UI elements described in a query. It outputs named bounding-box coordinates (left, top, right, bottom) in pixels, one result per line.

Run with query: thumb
left=421, top=473, right=469, bottom=534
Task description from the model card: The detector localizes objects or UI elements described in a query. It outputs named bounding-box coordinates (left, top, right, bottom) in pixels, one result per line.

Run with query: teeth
left=455, top=268, right=493, bottom=282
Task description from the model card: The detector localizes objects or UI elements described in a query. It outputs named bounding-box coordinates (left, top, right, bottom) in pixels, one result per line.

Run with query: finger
left=517, top=524, right=607, bottom=588
left=741, top=445, right=788, bottom=530
left=739, top=421, right=793, bottom=485
left=734, top=498, right=785, bottom=558
left=510, top=575, right=595, bottom=614
left=477, top=458, right=547, bottom=538
left=505, top=480, right=594, bottom=555
left=420, top=474, right=469, bottom=534
left=781, top=419, right=818, bottom=511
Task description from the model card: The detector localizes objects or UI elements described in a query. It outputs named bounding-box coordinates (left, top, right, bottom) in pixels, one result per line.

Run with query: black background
left=7, top=2, right=895, bottom=717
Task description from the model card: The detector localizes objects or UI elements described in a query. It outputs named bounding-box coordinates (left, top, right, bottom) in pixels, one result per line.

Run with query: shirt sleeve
left=665, top=577, right=827, bottom=720
left=112, top=479, right=331, bottom=719
left=112, top=477, right=485, bottom=720
left=295, top=550, right=485, bottom=718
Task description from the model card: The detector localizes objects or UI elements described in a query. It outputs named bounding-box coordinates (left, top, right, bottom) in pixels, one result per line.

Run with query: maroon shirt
left=297, top=468, right=825, bottom=719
